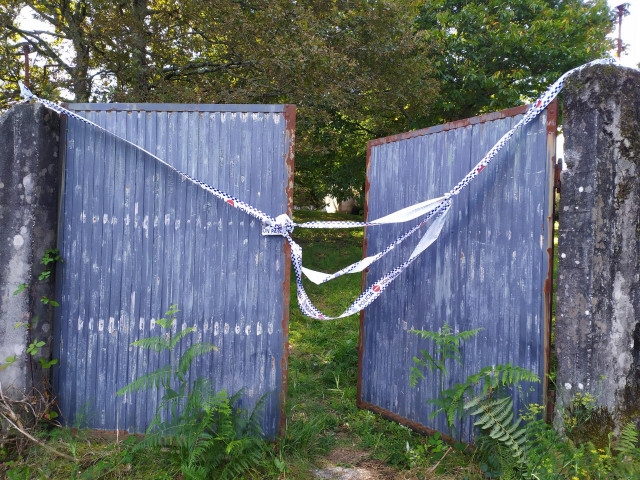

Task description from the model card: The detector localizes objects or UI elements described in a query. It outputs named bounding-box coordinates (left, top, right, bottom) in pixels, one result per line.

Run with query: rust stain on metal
left=543, top=98, right=558, bottom=420
left=357, top=400, right=461, bottom=446
left=554, top=159, right=562, bottom=194
left=283, top=105, right=296, bottom=218
left=368, top=104, right=529, bottom=148
left=357, top=142, right=372, bottom=405
left=279, top=104, right=296, bottom=438
left=279, top=241, right=291, bottom=438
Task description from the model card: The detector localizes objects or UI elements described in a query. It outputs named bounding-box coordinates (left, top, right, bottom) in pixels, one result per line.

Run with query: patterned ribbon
left=19, top=58, right=618, bottom=320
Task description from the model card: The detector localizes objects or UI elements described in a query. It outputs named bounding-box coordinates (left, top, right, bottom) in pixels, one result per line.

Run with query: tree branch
left=4, top=24, right=73, bottom=74
left=162, top=61, right=253, bottom=79
left=0, top=412, right=77, bottom=462
left=22, top=3, right=58, bottom=27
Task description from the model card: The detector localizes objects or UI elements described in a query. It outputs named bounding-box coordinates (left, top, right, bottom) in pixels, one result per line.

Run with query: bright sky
left=608, top=0, right=640, bottom=67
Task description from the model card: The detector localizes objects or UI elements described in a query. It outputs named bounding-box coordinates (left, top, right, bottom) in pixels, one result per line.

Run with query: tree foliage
left=0, top=0, right=615, bottom=204
left=415, top=0, right=615, bottom=124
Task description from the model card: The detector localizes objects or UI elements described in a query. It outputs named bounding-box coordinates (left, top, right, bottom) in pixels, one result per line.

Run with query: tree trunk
left=129, top=0, right=151, bottom=100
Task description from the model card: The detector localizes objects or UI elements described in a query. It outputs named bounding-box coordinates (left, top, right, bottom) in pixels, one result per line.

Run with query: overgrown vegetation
left=2, top=210, right=640, bottom=479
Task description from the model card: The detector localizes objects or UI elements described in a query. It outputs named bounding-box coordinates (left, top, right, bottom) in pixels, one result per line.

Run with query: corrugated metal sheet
left=358, top=103, right=556, bottom=443
left=54, top=104, right=294, bottom=437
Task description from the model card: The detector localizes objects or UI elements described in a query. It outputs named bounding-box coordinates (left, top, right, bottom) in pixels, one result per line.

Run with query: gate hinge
left=554, top=159, right=562, bottom=194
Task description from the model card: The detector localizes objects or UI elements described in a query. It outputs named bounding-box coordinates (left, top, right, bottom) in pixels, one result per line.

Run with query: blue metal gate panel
left=54, top=104, right=294, bottom=436
left=358, top=103, right=556, bottom=443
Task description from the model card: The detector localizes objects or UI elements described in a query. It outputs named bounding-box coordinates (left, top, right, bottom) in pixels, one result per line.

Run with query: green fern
left=465, top=395, right=527, bottom=462
left=117, top=303, right=268, bottom=479
left=168, top=327, right=196, bottom=350
left=130, top=335, right=170, bottom=351
left=116, top=364, right=172, bottom=395
left=410, top=323, right=483, bottom=387
left=495, top=443, right=520, bottom=480
left=178, top=342, right=217, bottom=378
left=615, top=422, right=639, bottom=457
left=410, top=321, right=539, bottom=441
left=428, top=364, right=539, bottom=432
left=156, top=304, right=180, bottom=329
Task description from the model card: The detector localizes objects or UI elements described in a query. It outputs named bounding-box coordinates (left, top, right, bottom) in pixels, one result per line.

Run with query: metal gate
left=358, top=102, right=557, bottom=442
left=54, top=103, right=294, bottom=436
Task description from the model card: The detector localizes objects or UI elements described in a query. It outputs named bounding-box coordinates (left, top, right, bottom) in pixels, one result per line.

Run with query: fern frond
left=466, top=395, right=526, bottom=462
left=116, top=365, right=172, bottom=395
left=409, top=329, right=441, bottom=341
left=178, top=343, right=217, bottom=376
left=615, top=422, right=639, bottom=456
left=181, top=465, right=207, bottom=480
left=130, top=335, right=169, bottom=351
left=409, top=365, right=425, bottom=388
left=168, top=327, right=196, bottom=350
left=156, top=304, right=180, bottom=329
left=496, top=444, right=520, bottom=480
left=454, top=328, right=483, bottom=342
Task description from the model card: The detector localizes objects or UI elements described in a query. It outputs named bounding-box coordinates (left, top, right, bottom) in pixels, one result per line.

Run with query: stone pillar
left=555, top=64, right=640, bottom=435
left=0, top=104, right=60, bottom=394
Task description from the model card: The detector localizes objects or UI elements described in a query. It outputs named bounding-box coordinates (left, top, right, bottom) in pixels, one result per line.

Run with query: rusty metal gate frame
left=357, top=100, right=558, bottom=437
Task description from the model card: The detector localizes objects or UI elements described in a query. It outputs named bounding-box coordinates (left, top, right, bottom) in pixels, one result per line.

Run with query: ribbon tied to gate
left=19, top=58, right=623, bottom=320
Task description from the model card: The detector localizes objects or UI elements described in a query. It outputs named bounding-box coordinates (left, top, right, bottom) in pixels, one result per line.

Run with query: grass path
left=283, top=211, right=479, bottom=479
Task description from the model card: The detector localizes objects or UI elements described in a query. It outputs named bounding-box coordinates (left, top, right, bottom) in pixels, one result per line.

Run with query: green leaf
left=13, top=284, right=28, bottom=295
left=168, top=327, right=196, bottom=350
left=27, top=340, right=44, bottom=356
left=274, top=458, right=286, bottom=472
left=156, top=304, right=180, bottom=329
left=165, top=388, right=180, bottom=400
left=41, top=249, right=60, bottom=265
left=39, top=358, right=58, bottom=368
left=116, top=365, right=172, bottom=396
left=130, top=336, right=169, bottom=352
left=0, top=355, right=18, bottom=370
left=39, top=270, right=52, bottom=281
left=178, top=343, right=217, bottom=377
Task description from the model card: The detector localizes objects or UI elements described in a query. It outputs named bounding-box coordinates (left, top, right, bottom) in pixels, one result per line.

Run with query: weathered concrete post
left=0, top=104, right=60, bottom=394
left=555, top=64, right=640, bottom=436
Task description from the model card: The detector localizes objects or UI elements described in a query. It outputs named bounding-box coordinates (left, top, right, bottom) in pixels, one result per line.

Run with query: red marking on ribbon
left=372, top=284, right=381, bottom=293
left=478, top=165, right=486, bottom=173
left=535, top=100, right=542, bottom=108
left=226, top=199, right=235, bottom=207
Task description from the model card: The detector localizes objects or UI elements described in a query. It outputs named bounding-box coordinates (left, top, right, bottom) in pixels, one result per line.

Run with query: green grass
left=282, top=210, right=476, bottom=477
left=1, top=430, right=178, bottom=479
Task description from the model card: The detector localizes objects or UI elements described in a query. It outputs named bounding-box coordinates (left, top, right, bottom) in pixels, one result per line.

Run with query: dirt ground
left=313, top=446, right=403, bottom=479
left=312, top=445, right=479, bottom=480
